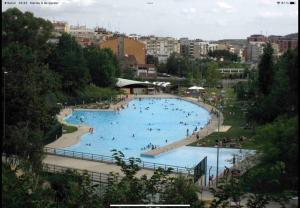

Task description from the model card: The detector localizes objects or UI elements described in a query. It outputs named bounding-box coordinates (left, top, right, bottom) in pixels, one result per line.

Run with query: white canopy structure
left=188, top=86, right=205, bottom=90
left=116, top=78, right=152, bottom=88
left=152, top=81, right=171, bottom=88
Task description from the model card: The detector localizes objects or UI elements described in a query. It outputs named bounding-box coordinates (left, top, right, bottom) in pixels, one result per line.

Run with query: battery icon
left=290, top=1, right=295, bottom=4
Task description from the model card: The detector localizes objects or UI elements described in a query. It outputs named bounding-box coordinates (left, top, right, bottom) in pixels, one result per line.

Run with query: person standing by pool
left=209, top=174, right=214, bottom=187
left=186, top=129, right=189, bottom=136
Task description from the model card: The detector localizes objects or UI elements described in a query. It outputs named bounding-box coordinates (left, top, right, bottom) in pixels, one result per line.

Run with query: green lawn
left=62, top=124, right=78, bottom=134
left=189, top=87, right=258, bottom=149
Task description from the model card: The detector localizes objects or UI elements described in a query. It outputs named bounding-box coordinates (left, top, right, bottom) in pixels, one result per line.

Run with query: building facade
left=247, top=34, right=268, bottom=43
left=100, top=36, right=146, bottom=65
left=246, top=41, right=265, bottom=63
left=140, top=36, right=180, bottom=63
left=52, top=21, right=69, bottom=33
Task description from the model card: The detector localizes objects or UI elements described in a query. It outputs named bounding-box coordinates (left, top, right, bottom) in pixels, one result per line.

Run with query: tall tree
left=83, top=47, right=118, bottom=87
left=2, top=8, right=60, bottom=171
left=258, top=43, right=274, bottom=96
left=48, top=33, right=90, bottom=95
left=203, top=62, right=220, bottom=87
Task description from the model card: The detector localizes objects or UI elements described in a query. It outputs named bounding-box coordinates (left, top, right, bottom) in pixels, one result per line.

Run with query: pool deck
left=43, top=154, right=181, bottom=178
left=46, top=93, right=223, bottom=154
left=46, top=108, right=91, bottom=148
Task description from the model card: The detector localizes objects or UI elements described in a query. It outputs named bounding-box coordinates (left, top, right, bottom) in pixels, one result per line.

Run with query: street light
left=3, top=71, right=8, bottom=141
left=216, top=103, right=222, bottom=186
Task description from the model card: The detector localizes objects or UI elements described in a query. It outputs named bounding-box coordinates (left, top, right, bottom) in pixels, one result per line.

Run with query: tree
left=2, top=44, right=59, bottom=171
left=203, top=62, right=221, bottom=87
left=255, top=116, right=298, bottom=190
left=161, top=175, right=204, bottom=207
left=258, top=43, right=274, bottom=96
left=84, top=47, right=118, bottom=87
left=146, top=54, right=159, bottom=67
left=208, top=50, right=240, bottom=62
left=48, top=33, right=90, bottom=95
left=166, top=53, right=180, bottom=75
left=2, top=8, right=54, bottom=61
left=247, top=48, right=298, bottom=124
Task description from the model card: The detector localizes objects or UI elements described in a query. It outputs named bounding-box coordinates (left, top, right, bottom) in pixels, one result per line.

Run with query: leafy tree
left=2, top=8, right=54, bottom=61
left=247, top=48, right=298, bottom=124
left=161, top=175, right=204, bottom=207
left=210, top=175, right=244, bottom=208
left=2, top=41, right=59, bottom=171
left=122, top=67, right=136, bottom=79
left=48, top=33, right=90, bottom=95
left=258, top=43, right=274, bottom=96
left=255, top=116, right=298, bottom=190
left=208, top=50, right=240, bottom=62
left=84, top=46, right=118, bottom=87
left=203, top=62, right=221, bottom=87
left=166, top=53, right=180, bottom=75
left=146, top=54, right=159, bottom=67
left=157, top=62, right=167, bottom=73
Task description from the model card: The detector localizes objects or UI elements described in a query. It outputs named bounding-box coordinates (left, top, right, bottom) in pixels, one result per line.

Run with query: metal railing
left=44, top=147, right=193, bottom=175
left=42, top=163, right=118, bottom=184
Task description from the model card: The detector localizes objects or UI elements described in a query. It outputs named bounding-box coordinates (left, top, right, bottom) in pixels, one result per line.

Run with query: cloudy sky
left=2, top=0, right=298, bottom=40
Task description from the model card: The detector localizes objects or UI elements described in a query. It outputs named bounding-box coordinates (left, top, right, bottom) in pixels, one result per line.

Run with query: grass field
left=62, top=124, right=78, bottom=134
left=189, top=87, right=258, bottom=149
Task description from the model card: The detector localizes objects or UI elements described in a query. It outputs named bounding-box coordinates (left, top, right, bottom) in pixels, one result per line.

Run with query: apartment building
left=246, top=41, right=265, bottom=63
left=52, top=21, right=69, bottom=33
left=69, top=25, right=96, bottom=47
left=100, top=36, right=146, bottom=65
left=140, top=36, right=180, bottom=63
left=247, top=34, right=268, bottom=43
left=268, top=35, right=298, bottom=54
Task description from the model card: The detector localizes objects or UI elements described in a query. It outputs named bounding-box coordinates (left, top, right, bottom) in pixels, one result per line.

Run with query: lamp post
left=216, top=103, right=222, bottom=186
left=3, top=71, right=8, bottom=140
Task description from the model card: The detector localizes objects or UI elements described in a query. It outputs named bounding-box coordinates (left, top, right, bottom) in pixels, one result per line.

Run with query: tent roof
left=116, top=78, right=152, bottom=88
left=188, top=86, right=205, bottom=90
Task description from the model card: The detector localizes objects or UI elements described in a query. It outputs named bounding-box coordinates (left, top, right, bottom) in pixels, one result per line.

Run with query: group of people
left=147, top=128, right=160, bottom=131
left=88, top=128, right=94, bottom=134
left=141, top=142, right=159, bottom=151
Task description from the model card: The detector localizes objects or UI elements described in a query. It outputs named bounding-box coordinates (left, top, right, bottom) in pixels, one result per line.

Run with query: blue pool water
left=64, top=98, right=255, bottom=178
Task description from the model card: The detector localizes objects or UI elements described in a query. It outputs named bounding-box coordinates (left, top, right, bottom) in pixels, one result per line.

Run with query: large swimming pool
left=64, top=98, right=254, bottom=179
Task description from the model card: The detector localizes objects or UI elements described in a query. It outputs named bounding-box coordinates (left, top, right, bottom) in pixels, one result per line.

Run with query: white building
left=246, top=41, right=265, bottom=63
left=188, top=41, right=218, bottom=58
left=140, top=36, right=180, bottom=63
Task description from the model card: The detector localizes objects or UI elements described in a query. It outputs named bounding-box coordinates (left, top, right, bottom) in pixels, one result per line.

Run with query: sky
left=2, top=0, right=298, bottom=40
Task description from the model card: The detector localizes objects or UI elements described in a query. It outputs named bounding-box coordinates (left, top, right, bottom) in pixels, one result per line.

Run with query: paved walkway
left=43, top=155, right=181, bottom=178
left=46, top=108, right=91, bottom=148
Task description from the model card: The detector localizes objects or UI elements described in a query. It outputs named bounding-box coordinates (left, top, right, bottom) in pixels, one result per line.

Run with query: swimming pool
left=63, top=98, right=254, bottom=178
left=64, top=98, right=211, bottom=158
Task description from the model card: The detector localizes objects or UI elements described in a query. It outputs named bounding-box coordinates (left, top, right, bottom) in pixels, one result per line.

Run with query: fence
left=41, top=163, right=120, bottom=196
left=42, top=163, right=118, bottom=183
left=44, top=147, right=193, bottom=175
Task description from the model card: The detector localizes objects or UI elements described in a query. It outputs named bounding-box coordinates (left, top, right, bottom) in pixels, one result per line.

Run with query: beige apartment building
left=140, top=36, right=180, bottom=63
